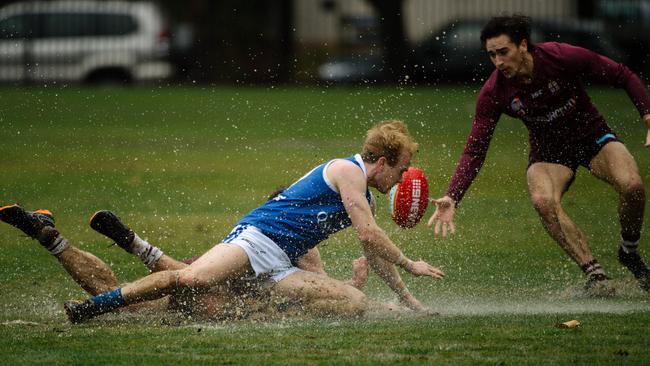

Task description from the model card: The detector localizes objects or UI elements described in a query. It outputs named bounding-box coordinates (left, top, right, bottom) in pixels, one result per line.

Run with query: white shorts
left=222, top=224, right=301, bottom=282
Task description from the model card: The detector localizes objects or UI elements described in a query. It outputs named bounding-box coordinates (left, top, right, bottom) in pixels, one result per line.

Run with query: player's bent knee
left=621, top=179, right=645, bottom=199
left=306, top=286, right=368, bottom=317
left=334, top=287, right=368, bottom=317
left=347, top=289, right=368, bottom=316
left=529, top=193, right=558, bottom=214
left=175, top=270, right=192, bottom=288
left=176, top=268, right=211, bottom=290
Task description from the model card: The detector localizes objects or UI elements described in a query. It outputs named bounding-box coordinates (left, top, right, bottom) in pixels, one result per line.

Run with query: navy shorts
left=527, top=125, right=621, bottom=192
left=528, top=127, right=620, bottom=172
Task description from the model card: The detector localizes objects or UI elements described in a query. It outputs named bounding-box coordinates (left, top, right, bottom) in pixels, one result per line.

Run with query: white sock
left=131, top=233, right=163, bottom=270
left=620, top=238, right=640, bottom=254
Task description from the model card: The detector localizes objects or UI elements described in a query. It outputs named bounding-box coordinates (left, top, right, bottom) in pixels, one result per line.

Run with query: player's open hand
left=405, top=260, right=445, bottom=278
left=427, top=195, right=456, bottom=238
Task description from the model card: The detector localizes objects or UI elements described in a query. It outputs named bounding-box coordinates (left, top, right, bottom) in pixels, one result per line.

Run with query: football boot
left=89, top=210, right=135, bottom=253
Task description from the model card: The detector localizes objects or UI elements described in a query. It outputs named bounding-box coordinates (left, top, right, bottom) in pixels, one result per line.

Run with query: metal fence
left=0, top=0, right=648, bottom=85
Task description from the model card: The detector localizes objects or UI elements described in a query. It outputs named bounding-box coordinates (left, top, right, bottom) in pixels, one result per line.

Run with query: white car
left=0, top=1, right=172, bottom=84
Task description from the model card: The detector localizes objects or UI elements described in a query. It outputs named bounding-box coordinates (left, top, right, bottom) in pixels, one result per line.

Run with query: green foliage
left=0, top=86, right=648, bottom=364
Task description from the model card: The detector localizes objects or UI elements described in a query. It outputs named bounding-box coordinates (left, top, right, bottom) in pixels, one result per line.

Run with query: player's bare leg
left=590, top=142, right=645, bottom=243
left=128, top=243, right=252, bottom=300
left=90, top=211, right=273, bottom=319
left=0, top=204, right=178, bottom=317
left=589, top=142, right=650, bottom=291
left=0, top=205, right=119, bottom=294
left=57, top=242, right=172, bottom=314
left=65, top=243, right=253, bottom=323
left=526, top=163, right=610, bottom=292
left=272, top=270, right=368, bottom=317
left=56, top=243, right=119, bottom=294
left=88, top=212, right=373, bottom=319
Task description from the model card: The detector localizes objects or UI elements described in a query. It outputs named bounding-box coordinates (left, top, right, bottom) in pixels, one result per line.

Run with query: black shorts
left=527, top=126, right=621, bottom=192
left=528, top=127, right=620, bottom=172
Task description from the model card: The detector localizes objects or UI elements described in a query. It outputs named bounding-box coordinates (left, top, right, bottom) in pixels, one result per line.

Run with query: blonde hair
left=361, top=120, right=418, bottom=166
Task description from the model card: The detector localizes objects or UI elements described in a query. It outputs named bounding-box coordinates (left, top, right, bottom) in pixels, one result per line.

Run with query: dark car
left=318, top=18, right=628, bottom=84
left=593, top=0, right=650, bottom=80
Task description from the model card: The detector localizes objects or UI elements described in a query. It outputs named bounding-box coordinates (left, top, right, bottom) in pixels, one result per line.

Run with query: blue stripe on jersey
left=236, top=154, right=372, bottom=261
left=596, top=133, right=615, bottom=145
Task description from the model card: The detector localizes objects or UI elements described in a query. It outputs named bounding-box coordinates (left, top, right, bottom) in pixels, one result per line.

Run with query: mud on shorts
left=528, top=124, right=621, bottom=191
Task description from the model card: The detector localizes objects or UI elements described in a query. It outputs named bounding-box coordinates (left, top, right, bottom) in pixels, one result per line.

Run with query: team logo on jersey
left=510, top=96, right=526, bottom=116
left=548, top=80, right=560, bottom=93
left=316, top=211, right=331, bottom=230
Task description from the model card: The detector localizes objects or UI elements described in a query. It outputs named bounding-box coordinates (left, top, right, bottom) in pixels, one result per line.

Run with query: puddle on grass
left=3, top=278, right=649, bottom=325
left=413, top=278, right=650, bottom=317
left=1, top=320, right=42, bottom=326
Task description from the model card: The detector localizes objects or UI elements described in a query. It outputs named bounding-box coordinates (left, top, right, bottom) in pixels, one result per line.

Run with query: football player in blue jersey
left=62, top=120, right=445, bottom=323
left=0, top=205, right=372, bottom=320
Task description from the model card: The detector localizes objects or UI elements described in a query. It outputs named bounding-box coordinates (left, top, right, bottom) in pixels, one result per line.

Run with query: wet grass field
left=1, top=85, right=649, bottom=364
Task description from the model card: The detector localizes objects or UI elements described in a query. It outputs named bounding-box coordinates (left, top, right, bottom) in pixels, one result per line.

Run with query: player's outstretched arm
left=365, top=255, right=429, bottom=311
left=330, top=160, right=444, bottom=293
left=427, top=195, right=457, bottom=239
left=332, top=161, right=405, bottom=263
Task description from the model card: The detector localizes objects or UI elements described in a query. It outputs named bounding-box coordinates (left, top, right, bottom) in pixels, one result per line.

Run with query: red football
left=389, top=167, right=429, bottom=228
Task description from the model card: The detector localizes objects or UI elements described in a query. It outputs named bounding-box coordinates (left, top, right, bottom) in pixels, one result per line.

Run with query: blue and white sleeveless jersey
left=236, top=154, right=373, bottom=261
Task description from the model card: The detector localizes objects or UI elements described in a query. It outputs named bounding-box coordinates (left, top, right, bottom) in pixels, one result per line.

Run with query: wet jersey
left=237, top=154, right=372, bottom=261
left=447, top=42, right=650, bottom=203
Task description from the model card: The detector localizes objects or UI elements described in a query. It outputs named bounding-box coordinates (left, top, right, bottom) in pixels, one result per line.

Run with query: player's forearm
left=358, top=225, right=410, bottom=266
left=446, top=117, right=496, bottom=204
left=619, top=68, right=650, bottom=118
left=447, top=153, right=482, bottom=203
left=365, top=254, right=410, bottom=298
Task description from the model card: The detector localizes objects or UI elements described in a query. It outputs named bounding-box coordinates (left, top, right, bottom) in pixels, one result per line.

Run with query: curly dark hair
left=480, top=14, right=532, bottom=48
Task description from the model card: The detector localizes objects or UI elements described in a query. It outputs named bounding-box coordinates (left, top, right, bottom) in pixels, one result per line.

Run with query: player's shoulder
left=328, top=158, right=364, bottom=177
left=535, top=41, right=563, bottom=52
left=327, top=157, right=366, bottom=188
left=478, top=71, right=503, bottom=102
left=535, top=41, right=586, bottom=60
